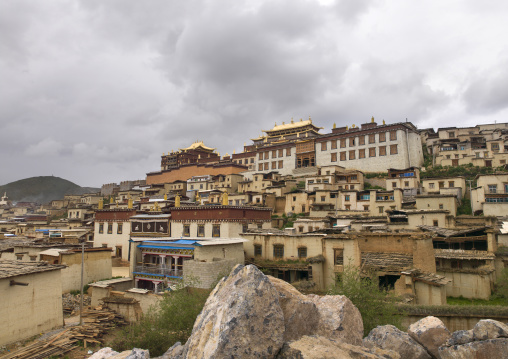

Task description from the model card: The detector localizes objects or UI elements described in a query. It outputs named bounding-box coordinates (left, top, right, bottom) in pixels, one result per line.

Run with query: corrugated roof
left=0, top=260, right=66, bottom=279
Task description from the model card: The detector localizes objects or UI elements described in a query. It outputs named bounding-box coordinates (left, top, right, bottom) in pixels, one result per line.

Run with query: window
left=258, top=164, right=263, bottom=171
left=331, top=140, right=337, bottom=149
left=212, top=224, right=220, bottom=237
left=369, top=134, right=376, bottom=144
left=492, top=143, right=500, bottom=151
left=359, top=136, right=365, bottom=145
left=439, top=181, right=445, bottom=188
left=183, top=224, right=190, bottom=237
left=259, top=152, right=263, bottom=160
left=433, top=220, right=438, bottom=226
left=321, top=142, right=327, bottom=151
left=439, top=204, right=444, bottom=209
left=390, top=145, right=398, bottom=155
left=331, top=153, right=337, bottom=162
left=272, top=161, right=276, bottom=169
left=369, top=148, right=376, bottom=157
left=379, top=146, right=386, bottom=156
left=429, top=183, right=435, bottom=189
left=488, top=185, right=497, bottom=193
left=278, top=149, right=284, bottom=157
left=242, top=223, right=248, bottom=232
left=392, top=182, right=397, bottom=188
left=449, top=131, right=455, bottom=138
left=117, top=223, right=123, bottom=234
left=321, top=196, right=326, bottom=201
left=449, top=181, right=455, bottom=187
left=349, top=150, right=356, bottom=160
left=378, top=206, right=384, bottom=214
left=345, top=195, right=350, bottom=201
left=404, top=181, right=409, bottom=187
left=254, top=244, right=262, bottom=256
left=273, top=244, right=284, bottom=258
left=264, top=163, right=269, bottom=170
left=298, top=247, right=307, bottom=258
left=286, top=148, right=291, bottom=156
left=272, top=150, right=277, bottom=158
left=349, top=138, right=355, bottom=146
left=264, top=152, right=269, bottom=160
left=334, top=249, right=344, bottom=265
left=278, top=160, right=283, bottom=169
left=379, top=132, right=386, bottom=142
left=340, top=139, right=346, bottom=148
left=107, top=224, right=113, bottom=234
left=29, top=255, right=37, bottom=261
left=359, top=149, right=366, bottom=159
left=197, top=224, right=205, bottom=237
left=99, top=223, right=104, bottom=234
left=340, top=152, right=346, bottom=161
left=390, top=131, right=397, bottom=140
left=363, top=205, right=369, bottom=211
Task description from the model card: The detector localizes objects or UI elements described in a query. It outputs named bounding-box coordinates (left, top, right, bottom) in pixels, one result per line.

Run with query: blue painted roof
left=137, top=244, right=195, bottom=251
left=143, top=240, right=198, bottom=245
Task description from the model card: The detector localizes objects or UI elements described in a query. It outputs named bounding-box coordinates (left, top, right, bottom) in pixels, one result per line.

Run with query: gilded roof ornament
left=291, top=118, right=294, bottom=124
left=383, top=120, right=385, bottom=125
left=371, top=116, right=375, bottom=123
left=333, top=123, right=336, bottom=129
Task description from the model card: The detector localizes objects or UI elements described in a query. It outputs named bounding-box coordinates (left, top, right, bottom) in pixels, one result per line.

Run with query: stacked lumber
left=0, top=307, right=126, bottom=359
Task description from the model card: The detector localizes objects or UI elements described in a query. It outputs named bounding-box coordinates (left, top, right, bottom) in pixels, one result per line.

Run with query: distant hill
left=0, top=176, right=100, bottom=205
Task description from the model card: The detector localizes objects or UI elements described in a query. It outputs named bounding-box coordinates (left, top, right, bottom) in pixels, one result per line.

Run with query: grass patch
left=447, top=296, right=508, bottom=306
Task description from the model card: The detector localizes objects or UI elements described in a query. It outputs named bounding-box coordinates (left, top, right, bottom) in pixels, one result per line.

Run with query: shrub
left=109, top=286, right=210, bottom=356
left=328, top=264, right=402, bottom=336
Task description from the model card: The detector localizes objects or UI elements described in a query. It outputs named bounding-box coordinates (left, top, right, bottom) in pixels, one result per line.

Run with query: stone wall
left=438, top=271, right=493, bottom=299
left=183, top=259, right=237, bottom=289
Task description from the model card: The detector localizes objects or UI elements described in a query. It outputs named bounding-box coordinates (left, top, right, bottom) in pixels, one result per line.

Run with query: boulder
left=307, top=294, right=364, bottom=345
left=445, top=330, right=474, bottom=347
left=112, top=348, right=150, bottom=359
left=88, top=348, right=119, bottom=359
left=183, top=264, right=285, bottom=359
left=159, top=342, right=185, bottom=359
left=408, top=316, right=450, bottom=358
left=267, top=276, right=319, bottom=341
left=472, top=319, right=508, bottom=341
left=438, top=338, right=508, bottom=359
left=277, top=335, right=400, bottom=359
left=363, top=325, right=431, bottom=359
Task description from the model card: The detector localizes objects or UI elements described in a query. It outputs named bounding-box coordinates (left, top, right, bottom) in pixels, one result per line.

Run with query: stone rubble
left=88, top=265, right=508, bottom=359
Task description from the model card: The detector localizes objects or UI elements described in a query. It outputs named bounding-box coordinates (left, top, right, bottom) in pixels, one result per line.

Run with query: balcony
left=134, top=265, right=183, bottom=278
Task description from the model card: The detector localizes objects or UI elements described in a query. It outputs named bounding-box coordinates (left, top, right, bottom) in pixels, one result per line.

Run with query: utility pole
left=79, top=242, right=84, bottom=326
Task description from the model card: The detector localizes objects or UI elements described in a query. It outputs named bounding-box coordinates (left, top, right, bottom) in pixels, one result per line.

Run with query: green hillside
left=0, top=176, right=99, bottom=205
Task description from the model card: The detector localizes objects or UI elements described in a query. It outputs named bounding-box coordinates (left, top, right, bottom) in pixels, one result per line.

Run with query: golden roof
left=179, top=141, right=215, bottom=152
left=264, top=118, right=322, bottom=133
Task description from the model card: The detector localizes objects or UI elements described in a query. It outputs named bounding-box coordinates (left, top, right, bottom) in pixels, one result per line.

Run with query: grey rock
left=408, top=316, right=451, bottom=358
left=267, top=276, right=319, bottom=342
left=124, top=348, right=150, bottom=359
left=307, top=294, right=364, bottom=345
left=363, top=325, right=431, bottom=359
left=183, top=264, right=285, bottom=359
left=158, top=342, right=184, bottom=359
left=472, top=319, right=508, bottom=341
left=445, top=330, right=474, bottom=346
left=277, top=335, right=400, bottom=359
left=87, top=348, right=119, bottom=359
left=438, top=338, right=508, bottom=359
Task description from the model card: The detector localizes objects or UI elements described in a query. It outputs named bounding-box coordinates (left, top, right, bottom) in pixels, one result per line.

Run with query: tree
left=328, top=264, right=402, bottom=336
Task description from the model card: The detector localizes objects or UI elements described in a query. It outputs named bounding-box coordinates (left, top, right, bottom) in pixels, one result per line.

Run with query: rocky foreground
left=90, top=264, right=508, bottom=359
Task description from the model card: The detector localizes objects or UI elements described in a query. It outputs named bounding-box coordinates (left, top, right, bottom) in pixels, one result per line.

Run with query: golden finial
left=346, top=125, right=348, bottom=130
left=291, top=118, right=294, bottom=124
left=352, top=124, right=355, bottom=128
left=225, top=153, right=229, bottom=157
left=333, top=123, right=336, bottom=129
left=128, top=198, right=133, bottom=209
left=282, top=121, right=285, bottom=125
left=110, top=196, right=114, bottom=204
left=218, top=152, right=220, bottom=157
left=175, top=194, right=181, bottom=207
left=274, top=122, right=277, bottom=127
left=154, top=202, right=160, bottom=211
left=233, top=150, right=236, bottom=154
left=222, top=192, right=229, bottom=206
left=162, top=152, right=165, bottom=156
left=195, top=192, right=200, bottom=203
left=164, top=192, right=168, bottom=201
left=309, top=116, right=312, bottom=123
left=300, top=118, right=303, bottom=121
left=383, top=120, right=385, bottom=125
left=244, top=142, right=246, bottom=146
left=98, top=199, right=103, bottom=210
left=371, top=116, right=374, bottom=123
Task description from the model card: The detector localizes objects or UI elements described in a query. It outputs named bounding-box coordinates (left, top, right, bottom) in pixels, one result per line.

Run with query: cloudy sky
left=2, top=0, right=508, bottom=187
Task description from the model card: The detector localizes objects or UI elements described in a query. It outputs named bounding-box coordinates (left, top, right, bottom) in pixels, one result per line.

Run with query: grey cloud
left=463, top=60, right=508, bottom=115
